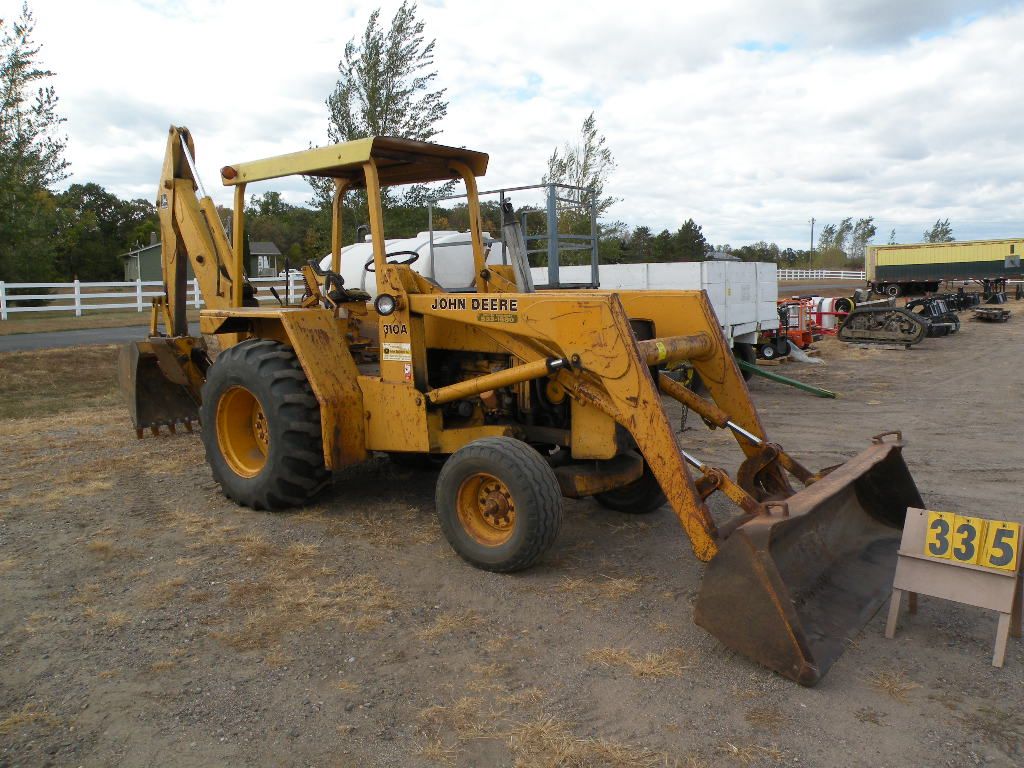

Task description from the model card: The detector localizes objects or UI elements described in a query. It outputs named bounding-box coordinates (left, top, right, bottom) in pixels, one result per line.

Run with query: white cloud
left=10, top=0, right=1023, bottom=247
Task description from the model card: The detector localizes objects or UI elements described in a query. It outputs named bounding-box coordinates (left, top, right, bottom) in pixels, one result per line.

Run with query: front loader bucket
left=694, top=439, right=923, bottom=685
left=118, top=341, right=199, bottom=436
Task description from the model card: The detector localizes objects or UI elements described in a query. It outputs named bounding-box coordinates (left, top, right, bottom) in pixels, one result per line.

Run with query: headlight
left=374, top=293, right=397, bottom=316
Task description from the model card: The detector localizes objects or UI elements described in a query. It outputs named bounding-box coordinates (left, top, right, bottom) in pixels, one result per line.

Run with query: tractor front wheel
left=200, top=339, right=329, bottom=510
left=436, top=437, right=562, bottom=572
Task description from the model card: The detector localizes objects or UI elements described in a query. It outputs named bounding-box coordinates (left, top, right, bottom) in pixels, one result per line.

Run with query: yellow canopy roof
left=220, top=137, right=488, bottom=188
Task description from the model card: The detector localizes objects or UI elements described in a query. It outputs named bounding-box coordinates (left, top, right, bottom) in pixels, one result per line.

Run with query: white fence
left=777, top=269, right=866, bottom=281
left=0, top=269, right=869, bottom=320
left=0, top=276, right=306, bottom=320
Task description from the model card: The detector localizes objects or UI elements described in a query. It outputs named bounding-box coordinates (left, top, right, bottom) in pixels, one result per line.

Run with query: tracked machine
left=122, top=127, right=925, bottom=685
left=836, top=299, right=929, bottom=346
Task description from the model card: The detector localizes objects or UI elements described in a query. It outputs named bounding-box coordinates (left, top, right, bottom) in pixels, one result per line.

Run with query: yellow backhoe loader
left=120, top=126, right=924, bottom=685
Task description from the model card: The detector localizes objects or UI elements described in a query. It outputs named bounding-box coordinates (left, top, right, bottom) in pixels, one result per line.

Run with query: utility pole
left=809, top=217, right=815, bottom=265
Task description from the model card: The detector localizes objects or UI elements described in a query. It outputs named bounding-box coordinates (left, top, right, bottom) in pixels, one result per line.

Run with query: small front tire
left=436, top=437, right=562, bottom=572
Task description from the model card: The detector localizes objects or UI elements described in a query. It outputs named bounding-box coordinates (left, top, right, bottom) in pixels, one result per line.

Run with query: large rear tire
left=436, top=437, right=562, bottom=572
left=200, top=339, right=329, bottom=510
left=594, top=455, right=666, bottom=514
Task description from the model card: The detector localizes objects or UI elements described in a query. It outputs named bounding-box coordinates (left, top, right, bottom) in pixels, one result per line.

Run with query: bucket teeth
left=133, top=417, right=198, bottom=438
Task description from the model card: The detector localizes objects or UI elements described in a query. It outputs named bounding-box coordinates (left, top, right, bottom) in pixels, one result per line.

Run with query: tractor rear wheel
left=436, top=437, right=562, bottom=572
left=200, top=339, right=329, bottom=510
left=594, top=455, right=666, bottom=514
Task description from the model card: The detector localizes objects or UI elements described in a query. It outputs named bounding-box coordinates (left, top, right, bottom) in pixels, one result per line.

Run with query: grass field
left=0, top=346, right=120, bottom=420
left=0, top=310, right=202, bottom=336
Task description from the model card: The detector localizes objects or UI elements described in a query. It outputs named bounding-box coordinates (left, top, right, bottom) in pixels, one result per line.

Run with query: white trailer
left=528, top=261, right=780, bottom=347
left=320, top=235, right=780, bottom=352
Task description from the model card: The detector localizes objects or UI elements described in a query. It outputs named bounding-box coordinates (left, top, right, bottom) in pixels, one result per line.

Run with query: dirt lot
left=1, top=312, right=1022, bottom=768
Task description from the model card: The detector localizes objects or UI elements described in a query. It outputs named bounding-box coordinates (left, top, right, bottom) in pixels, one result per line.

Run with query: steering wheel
left=364, top=250, right=420, bottom=272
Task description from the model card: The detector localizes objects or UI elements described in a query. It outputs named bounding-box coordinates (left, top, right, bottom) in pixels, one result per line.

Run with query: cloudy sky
left=8, top=0, right=1024, bottom=248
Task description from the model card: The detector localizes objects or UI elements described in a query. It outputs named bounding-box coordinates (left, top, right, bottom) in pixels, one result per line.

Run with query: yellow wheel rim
left=215, top=385, right=269, bottom=478
left=456, top=472, right=516, bottom=547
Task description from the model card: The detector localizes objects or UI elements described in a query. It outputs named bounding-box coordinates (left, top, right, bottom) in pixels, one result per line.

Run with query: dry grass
left=467, top=662, right=510, bottom=692
left=0, top=704, right=59, bottom=734
left=238, top=533, right=275, bottom=561
left=264, top=649, right=291, bottom=668
left=585, top=647, right=691, bottom=678
left=327, top=505, right=438, bottom=548
left=957, top=706, right=1024, bottom=756
left=556, top=575, right=643, bottom=607
left=0, top=556, right=18, bottom=574
left=854, top=707, right=887, bottom=726
left=0, top=346, right=121, bottom=420
left=0, top=309, right=199, bottom=336
left=498, top=688, right=546, bottom=709
left=22, top=612, right=49, bottom=634
left=415, top=735, right=458, bottom=766
left=506, top=716, right=676, bottom=768
left=417, top=610, right=484, bottom=641
left=86, top=538, right=118, bottom=560
left=730, top=685, right=761, bottom=702
left=142, top=576, right=188, bottom=607
left=71, top=583, right=103, bottom=606
left=148, top=660, right=175, bottom=673
left=869, top=670, right=920, bottom=702
left=212, top=572, right=398, bottom=650
left=743, top=705, right=790, bottom=731
left=419, top=696, right=496, bottom=742
left=105, top=611, right=131, bottom=630
left=718, top=742, right=785, bottom=765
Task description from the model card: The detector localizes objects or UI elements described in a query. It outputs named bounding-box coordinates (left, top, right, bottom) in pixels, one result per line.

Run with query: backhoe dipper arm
left=156, top=126, right=242, bottom=336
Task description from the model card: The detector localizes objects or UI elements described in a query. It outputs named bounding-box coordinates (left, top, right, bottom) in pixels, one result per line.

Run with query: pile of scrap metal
left=905, top=296, right=960, bottom=337
left=973, top=306, right=1012, bottom=322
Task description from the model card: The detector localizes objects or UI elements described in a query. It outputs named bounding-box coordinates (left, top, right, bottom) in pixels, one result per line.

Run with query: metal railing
left=428, top=182, right=600, bottom=289
left=0, top=276, right=305, bottom=320
left=777, top=269, right=866, bottom=281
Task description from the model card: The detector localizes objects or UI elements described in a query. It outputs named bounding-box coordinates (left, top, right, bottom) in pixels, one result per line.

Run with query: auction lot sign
left=886, top=508, right=1022, bottom=667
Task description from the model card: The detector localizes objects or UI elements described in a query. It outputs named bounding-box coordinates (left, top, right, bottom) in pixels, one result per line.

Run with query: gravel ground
left=1, top=310, right=1022, bottom=768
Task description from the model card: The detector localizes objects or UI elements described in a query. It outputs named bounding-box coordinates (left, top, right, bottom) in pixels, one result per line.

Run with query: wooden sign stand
left=885, top=508, right=1023, bottom=667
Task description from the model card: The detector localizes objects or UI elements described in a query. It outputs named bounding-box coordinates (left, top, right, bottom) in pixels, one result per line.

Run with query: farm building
left=122, top=236, right=282, bottom=280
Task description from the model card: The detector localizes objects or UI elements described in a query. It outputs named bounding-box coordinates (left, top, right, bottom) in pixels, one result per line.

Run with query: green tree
left=0, top=3, right=68, bottom=283
left=923, top=218, right=954, bottom=242
left=674, top=218, right=708, bottom=262
left=628, top=225, right=653, bottom=262
left=888, top=228, right=897, bottom=244
left=651, top=229, right=675, bottom=262
left=55, top=184, right=124, bottom=280
left=849, top=216, right=876, bottom=262
left=543, top=111, right=617, bottom=219
left=315, top=0, right=449, bottom=211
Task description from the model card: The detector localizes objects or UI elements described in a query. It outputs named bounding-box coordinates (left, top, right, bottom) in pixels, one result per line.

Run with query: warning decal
left=382, top=342, right=412, bottom=362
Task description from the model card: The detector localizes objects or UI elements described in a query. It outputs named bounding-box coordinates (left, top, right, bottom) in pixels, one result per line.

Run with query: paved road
left=0, top=323, right=200, bottom=352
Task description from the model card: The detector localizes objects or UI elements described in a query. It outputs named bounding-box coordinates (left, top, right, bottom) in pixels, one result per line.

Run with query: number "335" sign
left=924, top=512, right=1021, bottom=571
